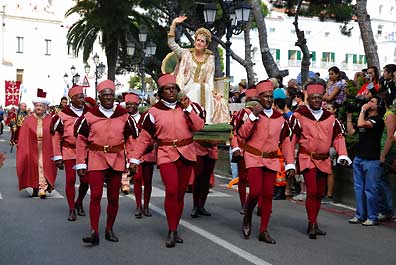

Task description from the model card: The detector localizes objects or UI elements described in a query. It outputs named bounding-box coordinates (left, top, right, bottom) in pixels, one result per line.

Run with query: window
left=288, top=50, right=301, bottom=61
left=306, top=31, right=311, bottom=36
left=269, top=28, right=276, bottom=33
left=310, top=51, right=316, bottom=62
left=322, top=52, right=335, bottom=62
left=379, top=5, right=383, bottom=15
left=16, top=36, right=24, bottom=53
left=270, top=48, right=280, bottom=61
left=325, top=32, right=330, bottom=37
left=45, top=39, right=51, bottom=55
left=378, top=25, right=383, bottom=36
left=358, top=55, right=367, bottom=65
left=345, top=54, right=357, bottom=64
left=16, top=69, right=24, bottom=83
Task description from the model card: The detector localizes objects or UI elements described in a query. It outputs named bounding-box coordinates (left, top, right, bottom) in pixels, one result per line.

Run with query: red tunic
left=130, top=101, right=205, bottom=165
left=16, top=114, right=57, bottom=190
left=75, top=105, right=139, bottom=172
left=51, top=106, right=89, bottom=160
left=237, top=108, right=294, bottom=171
left=289, top=105, right=348, bottom=174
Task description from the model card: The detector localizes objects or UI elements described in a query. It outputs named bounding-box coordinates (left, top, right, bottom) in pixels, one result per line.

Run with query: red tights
left=159, top=157, right=193, bottom=231
left=245, top=167, right=276, bottom=232
left=88, top=169, right=122, bottom=233
left=134, top=162, right=155, bottom=208
left=303, top=168, right=327, bottom=224
left=64, top=159, right=88, bottom=210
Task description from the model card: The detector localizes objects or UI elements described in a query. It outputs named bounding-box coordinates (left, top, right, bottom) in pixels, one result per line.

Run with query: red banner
left=5, top=80, right=21, bottom=107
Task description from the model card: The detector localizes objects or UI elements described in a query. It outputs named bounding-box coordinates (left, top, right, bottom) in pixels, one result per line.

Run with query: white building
left=0, top=0, right=108, bottom=108
left=227, top=0, right=396, bottom=87
left=1, top=0, right=395, bottom=107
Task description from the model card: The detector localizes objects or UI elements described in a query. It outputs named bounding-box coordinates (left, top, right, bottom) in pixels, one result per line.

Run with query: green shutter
left=353, top=54, right=357, bottom=64
left=276, top=49, right=280, bottom=60
left=364, top=55, right=367, bottom=64
left=288, top=50, right=292, bottom=60
left=345, top=54, right=349, bottom=63
left=311, top=51, right=316, bottom=61
left=297, top=51, right=301, bottom=60
left=322, top=52, right=327, bottom=61
left=331, top=52, right=335, bottom=62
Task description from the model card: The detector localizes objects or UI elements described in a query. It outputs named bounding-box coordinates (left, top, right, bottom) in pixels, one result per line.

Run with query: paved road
left=0, top=131, right=395, bottom=265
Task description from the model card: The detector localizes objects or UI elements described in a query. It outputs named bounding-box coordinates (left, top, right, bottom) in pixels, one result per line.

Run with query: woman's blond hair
left=195, top=27, right=212, bottom=43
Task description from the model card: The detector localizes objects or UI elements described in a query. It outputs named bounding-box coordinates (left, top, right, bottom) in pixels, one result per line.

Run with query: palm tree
left=65, top=0, right=153, bottom=81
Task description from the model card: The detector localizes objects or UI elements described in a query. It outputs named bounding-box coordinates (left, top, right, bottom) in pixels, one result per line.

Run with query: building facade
left=227, top=0, right=396, bottom=86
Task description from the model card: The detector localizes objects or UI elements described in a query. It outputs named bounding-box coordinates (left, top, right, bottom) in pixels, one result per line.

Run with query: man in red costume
left=129, top=74, right=205, bottom=248
left=237, top=80, right=295, bottom=244
left=125, top=93, right=157, bottom=218
left=230, top=85, right=258, bottom=214
left=16, top=89, right=57, bottom=198
left=289, top=81, right=351, bottom=239
left=120, top=93, right=142, bottom=195
left=75, top=80, right=139, bottom=245
left=51, top=86, right=90, bottom=221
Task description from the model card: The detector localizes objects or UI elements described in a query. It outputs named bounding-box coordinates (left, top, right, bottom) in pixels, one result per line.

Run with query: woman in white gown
left=167, top=16, right=216, bottom=124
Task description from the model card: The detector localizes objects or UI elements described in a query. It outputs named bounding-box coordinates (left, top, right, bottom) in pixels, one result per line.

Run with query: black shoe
left=198, top=207, right=211, bottom=216
left=82, top=231, right=99, bottom=245
left=258, top=231, right=276, bottom=244
left=175, top=231, right=183, bottom=244
left=143, top=206, right=152, bottom=217
left=307, top=222, right=317, bottom=239
left=135, top=207, right=143, bottom=219
left=105, top=229, right=119, bottom=242
left=273, top=192, right=286, bottom=200
left=166, top=231, right=176, bottom=248
left=242, top=211, right=252, bottom=239
left=75, top=203, right=86, bottom=216
left=32, top=188, right=39, bottom=197
left=191, top=207, right=200, bottom=218
left=315, top=224, right=326, bottom=236
left=68, top=209, right=77, bottom=221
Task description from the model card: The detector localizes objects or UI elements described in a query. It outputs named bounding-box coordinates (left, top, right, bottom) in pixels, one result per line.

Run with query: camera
left=346, top=95, right=369, bottom=113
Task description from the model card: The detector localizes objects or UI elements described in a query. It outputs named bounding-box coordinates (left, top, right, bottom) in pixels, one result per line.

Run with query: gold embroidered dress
left=168, top=36, right=215, bottom=124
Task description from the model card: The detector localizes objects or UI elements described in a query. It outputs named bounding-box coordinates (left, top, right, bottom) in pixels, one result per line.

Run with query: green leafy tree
left=66, top=0, right=156, bottom=81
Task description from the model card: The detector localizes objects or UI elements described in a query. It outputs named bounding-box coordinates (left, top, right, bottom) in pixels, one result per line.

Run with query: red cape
left=16, top=115, right=57, bottom=190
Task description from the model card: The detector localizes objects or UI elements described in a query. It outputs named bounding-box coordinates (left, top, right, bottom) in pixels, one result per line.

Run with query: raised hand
left=173, top=16, right=187, bottom=24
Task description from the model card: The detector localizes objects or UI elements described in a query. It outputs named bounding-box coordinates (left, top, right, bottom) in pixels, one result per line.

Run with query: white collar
left=70, top=105, right=84, bottom=117
left=162, top=100, right=177, bottom=109
left=99, top=104, right=115, bottom=118
left=307, top=106, right=323, bottom=121
left=263, top=108, right=273, bottom=117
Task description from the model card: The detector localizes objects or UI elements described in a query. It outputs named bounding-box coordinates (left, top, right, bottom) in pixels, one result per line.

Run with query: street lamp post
left=126, top=30, right=156, bottom=99
left=64, top=65, right=81, bottom=88
left=203, top=0, right=251, bottom=78
left=85, top=53, right=106, bottom=100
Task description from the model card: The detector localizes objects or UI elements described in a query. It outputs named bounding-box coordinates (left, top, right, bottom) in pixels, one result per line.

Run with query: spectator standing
left=349, top=96, right=385, bottom=226
left=379, top=64, right=396, bottom=103
left=378, top=99, right=395, bottom=221
left=323, top=66, right=346, bottom=108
